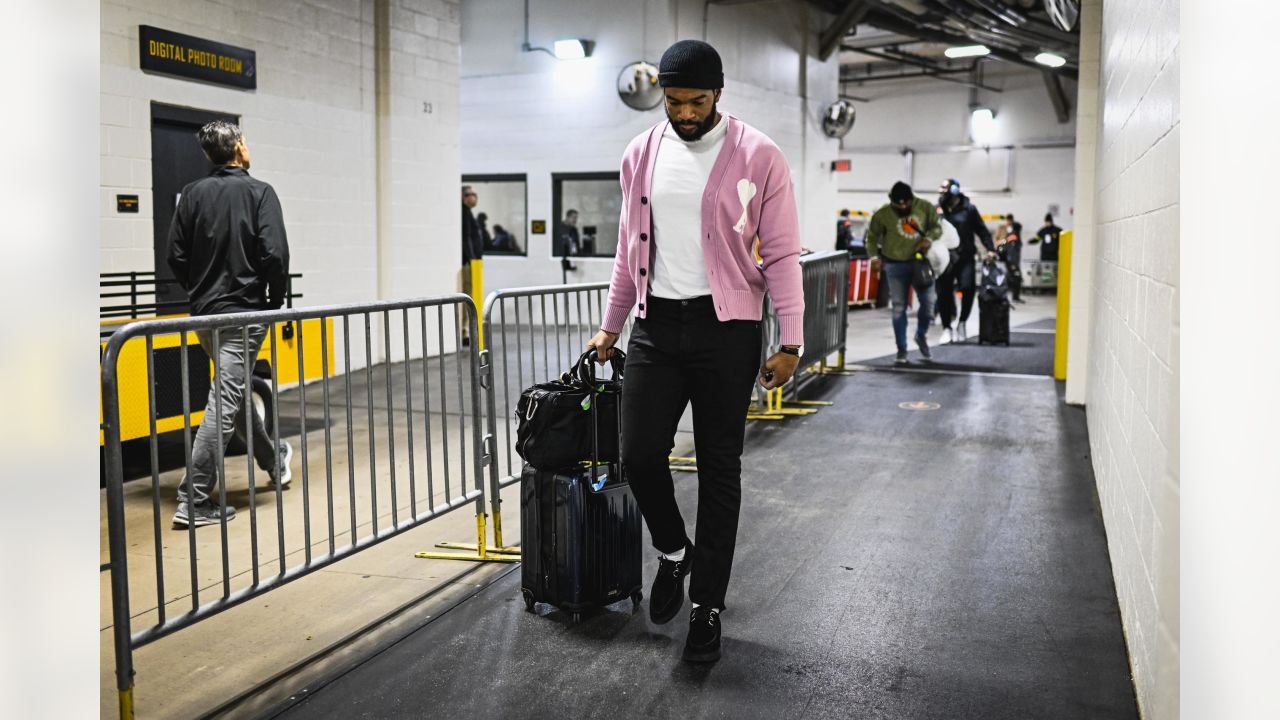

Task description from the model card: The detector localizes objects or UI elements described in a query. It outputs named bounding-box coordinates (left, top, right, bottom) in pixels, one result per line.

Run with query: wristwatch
left=780, top=345, right=802, bottom=356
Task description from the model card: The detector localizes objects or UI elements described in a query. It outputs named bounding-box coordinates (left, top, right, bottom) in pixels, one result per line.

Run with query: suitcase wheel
left=522, top=589, right=535, bottom=613
left=631, top=590, right=643, bottom=610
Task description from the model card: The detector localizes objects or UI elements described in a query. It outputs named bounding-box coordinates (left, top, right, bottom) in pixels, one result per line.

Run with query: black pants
left=937, top=258, right=977, bottom=328
left=621, top=295, right=762, bottom=611
left=1004, top=241, right=1023, bottom=301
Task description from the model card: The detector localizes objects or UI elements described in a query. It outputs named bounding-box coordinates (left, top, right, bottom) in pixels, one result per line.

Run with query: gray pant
left=178, top=324, right=279, bottom=507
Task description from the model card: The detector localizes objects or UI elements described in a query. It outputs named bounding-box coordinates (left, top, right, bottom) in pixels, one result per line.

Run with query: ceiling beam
left=841, top=69, right=1003, bottom=92
left=853, top=46, right=953, bottom=73
left=819, top=0, right=872, bottom=61
left=838, top=32, right=918, bottom=51
left=862, top=11, right=1079, bottom=80
left=1042, top=68, right=1071, bottom=122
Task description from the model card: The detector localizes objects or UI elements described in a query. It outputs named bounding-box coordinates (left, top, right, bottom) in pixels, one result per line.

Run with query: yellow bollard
left=1054, top=231, right=1072, bottom=381
left=470, top=259, right=485, bottom=351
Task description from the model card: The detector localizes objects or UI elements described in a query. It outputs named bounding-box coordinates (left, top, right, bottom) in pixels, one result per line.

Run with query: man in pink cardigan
left=587, top=39, right=805, bottom=664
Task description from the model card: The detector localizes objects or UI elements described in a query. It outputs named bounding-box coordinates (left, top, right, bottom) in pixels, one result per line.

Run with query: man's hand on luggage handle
left=759, top=351, right=800, bottom=390
left=587, top=329, right=619, bottom=363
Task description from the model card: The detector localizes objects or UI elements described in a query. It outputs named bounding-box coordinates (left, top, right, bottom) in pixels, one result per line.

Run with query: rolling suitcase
left=978, top=297, right=1010, bottom=345
left=519, top=463, right=644, bottom=622
left=519, top=350, right=643, bottom=622
left=978, top=260, right=1011, bottom=346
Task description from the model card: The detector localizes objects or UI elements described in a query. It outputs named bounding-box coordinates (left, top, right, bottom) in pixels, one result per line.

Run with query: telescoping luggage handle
left=576, top=348, right=625, bottom=489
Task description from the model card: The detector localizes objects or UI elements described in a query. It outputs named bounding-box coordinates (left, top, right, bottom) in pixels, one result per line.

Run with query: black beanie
left=658, top=40, right=724, bottom=89
left=889, top=181, right=913, bottom=203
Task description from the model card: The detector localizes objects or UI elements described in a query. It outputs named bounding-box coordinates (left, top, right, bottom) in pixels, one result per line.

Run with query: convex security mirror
left=822, top=100, right=856, bottom=139
left=617, top=61, right=663, bottom=111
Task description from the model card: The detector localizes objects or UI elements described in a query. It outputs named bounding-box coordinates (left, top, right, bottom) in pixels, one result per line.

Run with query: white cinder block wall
left=1079, top=0, right=1180, bottom=716
left=835, top=68, right=1077, bottom=252
left=101, top=0, right=462, bottom=342
left=459, top=0, right=841, bottom=292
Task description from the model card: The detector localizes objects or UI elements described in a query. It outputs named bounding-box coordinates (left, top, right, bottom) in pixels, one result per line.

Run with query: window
left=462, top=174, right=527, bottom=256
left=551, top=172, right=622, bottom=259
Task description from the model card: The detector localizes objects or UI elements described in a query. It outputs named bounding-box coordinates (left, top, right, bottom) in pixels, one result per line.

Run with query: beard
left=668, top=103, right=719, bottom=141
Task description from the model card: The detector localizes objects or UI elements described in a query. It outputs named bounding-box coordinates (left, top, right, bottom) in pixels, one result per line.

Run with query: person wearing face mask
left=866, top=181, right=942, bottom=364
left=935, top=178, right=995, bottom=342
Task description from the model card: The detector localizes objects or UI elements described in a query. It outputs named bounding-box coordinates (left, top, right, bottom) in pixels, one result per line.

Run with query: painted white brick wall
left=100, top=0, right=460, bottom=316
left=835, top=68, right=1077, bottom=246
left=459, top=0, right=840, bottom=292
left=1084, top=0, right=1179, bottom=717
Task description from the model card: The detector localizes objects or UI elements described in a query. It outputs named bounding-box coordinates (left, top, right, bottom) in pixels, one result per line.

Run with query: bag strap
left=578, top=347, right=626, bottom=487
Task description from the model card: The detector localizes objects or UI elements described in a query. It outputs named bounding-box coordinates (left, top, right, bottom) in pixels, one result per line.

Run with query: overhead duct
left=856, top=1, right=1079, bottom=75
left=857, top=14, right=1078, bottom=78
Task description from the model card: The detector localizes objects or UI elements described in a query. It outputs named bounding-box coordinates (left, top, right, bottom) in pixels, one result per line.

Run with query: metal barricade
left=794, top=250, right=851, bottom=369
left=480, top=252, right=849, bottom=518
left=478, top=283, right=632, bottom=550
left=753, top=250, right=850, bottom=416
left=101, top=294, right=489, bottom=718
left=102, top=258, right=850, bottom=714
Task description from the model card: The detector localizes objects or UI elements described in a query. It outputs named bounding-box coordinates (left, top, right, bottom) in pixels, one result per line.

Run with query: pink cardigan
left=601, top=114, right=805, bottom=347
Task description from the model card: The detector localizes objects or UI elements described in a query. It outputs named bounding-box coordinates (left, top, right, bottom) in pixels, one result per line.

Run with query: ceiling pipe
left=864, top=8, right=1078, bottom=77
left=819, top=0, right=874, bottom=60
left=841, top=64, right=1003, bottom=91
left=932, top=0, right=1077, bottom=53
left=964, top=0, right=1077, bottom=44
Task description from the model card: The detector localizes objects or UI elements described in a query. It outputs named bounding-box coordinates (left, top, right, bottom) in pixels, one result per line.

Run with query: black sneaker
left=649, top=545, right=693, bottom=624
left=269, top=440, right=294, bottom=489
left=894, top=349, right=909, bottom=365
left=682, top=606, right=722, bottom=663
left=173, top=503, right=236, bottom=528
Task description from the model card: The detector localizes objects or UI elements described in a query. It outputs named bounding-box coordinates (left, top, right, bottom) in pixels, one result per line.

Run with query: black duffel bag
left=515, top=349, right=625, bottom=472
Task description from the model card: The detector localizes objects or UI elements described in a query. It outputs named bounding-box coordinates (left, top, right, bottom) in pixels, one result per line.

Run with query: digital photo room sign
left=139, top=25, right=256, bottom=90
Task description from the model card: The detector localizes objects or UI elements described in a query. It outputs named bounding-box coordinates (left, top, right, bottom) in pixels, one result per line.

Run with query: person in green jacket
left=867, top=181, right=942, bottom=364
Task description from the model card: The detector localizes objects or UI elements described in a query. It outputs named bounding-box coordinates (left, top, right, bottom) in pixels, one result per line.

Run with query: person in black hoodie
left=936, top=178, right=995, bottom=342
left=166, top=120, right=293, bottom=528
left=460, top=185, right=483, bottom=344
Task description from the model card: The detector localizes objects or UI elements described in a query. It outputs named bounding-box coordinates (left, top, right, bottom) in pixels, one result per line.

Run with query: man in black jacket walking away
left=460, top=185, right=483, bottom=344
left=936, top=178, right=995, bottom=342
left=167, top=120, right=293, bottom=528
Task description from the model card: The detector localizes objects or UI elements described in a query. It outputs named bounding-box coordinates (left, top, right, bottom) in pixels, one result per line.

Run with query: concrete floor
left=270, top=301, right=1138, bottom=719
left=99, top=291, right=1071, bottom=718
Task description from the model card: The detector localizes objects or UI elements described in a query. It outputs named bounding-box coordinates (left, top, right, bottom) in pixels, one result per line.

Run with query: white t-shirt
left=648, top=116, right=728, bottom=299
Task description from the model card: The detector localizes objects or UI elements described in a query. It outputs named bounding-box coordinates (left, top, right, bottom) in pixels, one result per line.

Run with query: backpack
left=979, top=260, right=1010, bottom=304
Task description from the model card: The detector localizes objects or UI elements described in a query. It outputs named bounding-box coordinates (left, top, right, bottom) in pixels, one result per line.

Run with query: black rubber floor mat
left=859, top=330, right=1055, bottom=376
left=1015, top=317, right=1057, bottom=331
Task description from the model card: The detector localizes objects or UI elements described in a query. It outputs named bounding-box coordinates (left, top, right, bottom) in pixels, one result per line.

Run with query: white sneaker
left=956, top=324, right=968, bottom=342
left=269, top=440, right=293, bottom=489
left=940, top=328, right=953, bottom=345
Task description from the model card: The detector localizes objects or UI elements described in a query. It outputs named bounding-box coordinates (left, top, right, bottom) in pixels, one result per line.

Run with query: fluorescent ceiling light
left=970, top=107, right=997, bottom=144
left=945, top=45, right=990, bottom=58
left=1035, top=52, right=1066, bottom=68
left=553, top=39, right=593, bottom=60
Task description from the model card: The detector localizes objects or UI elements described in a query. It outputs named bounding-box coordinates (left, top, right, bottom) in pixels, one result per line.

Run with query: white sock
left=660, top=547, right=686, bottom=562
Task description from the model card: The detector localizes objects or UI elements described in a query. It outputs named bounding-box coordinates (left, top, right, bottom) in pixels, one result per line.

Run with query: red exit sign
left=830, top=159, right=851, bottom=172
